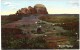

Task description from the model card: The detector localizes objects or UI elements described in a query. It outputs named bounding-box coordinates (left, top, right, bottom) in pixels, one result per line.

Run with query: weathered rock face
left=16, top=4, right=48, bottom=15
left=28, top=6, right=37, bottom=14
left=16, top=8, right=28, bottom=15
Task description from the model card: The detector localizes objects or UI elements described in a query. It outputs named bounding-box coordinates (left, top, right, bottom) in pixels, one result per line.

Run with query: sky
left=1, top=0, right=80, bottom=15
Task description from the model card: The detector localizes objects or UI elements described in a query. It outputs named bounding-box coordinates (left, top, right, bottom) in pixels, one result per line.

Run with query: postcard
left=1, top=0, right=79, bottom=50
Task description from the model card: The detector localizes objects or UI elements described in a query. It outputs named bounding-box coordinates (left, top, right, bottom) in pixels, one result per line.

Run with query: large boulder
left=34, top=4, right=48, bottom=14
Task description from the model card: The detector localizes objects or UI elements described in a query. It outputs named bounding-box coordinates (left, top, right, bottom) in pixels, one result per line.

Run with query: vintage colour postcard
left=1, top=0, right=79, bottom=50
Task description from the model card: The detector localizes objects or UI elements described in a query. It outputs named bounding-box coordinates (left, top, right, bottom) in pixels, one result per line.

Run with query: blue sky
left=1, top=0, right=80, bottom=15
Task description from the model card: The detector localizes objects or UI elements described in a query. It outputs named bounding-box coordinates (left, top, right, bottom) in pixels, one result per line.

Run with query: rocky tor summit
left=16, top=4, right=48, bottom=15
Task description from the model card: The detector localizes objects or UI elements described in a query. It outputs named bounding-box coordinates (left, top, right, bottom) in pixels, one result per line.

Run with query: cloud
left=68, top=0, right=79, bottom=6
left=3, top=1, right=17, bottom=9
left=4, top=2, right=12, bottom=5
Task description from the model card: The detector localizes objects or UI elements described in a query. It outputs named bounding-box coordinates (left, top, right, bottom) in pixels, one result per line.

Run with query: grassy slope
left=1, top=14, right=22, bottom=25
left=39, top=14, right=79, bottom=23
